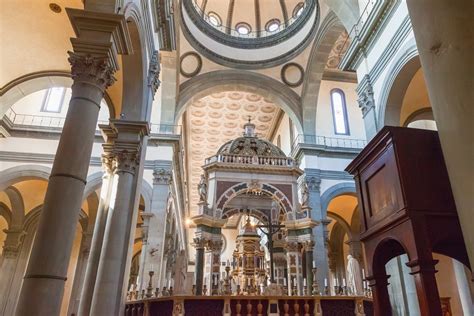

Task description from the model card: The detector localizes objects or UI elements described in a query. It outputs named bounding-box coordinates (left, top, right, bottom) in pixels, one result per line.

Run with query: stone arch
left=140, top=179, right=153, bottom=213
left=402, top=107, right=434, bottom=127
left=4, top=186, right=25, bottom=228
left=83, top=172, right=105, bottom=200
left=327, top=210, right=353, bottom=240
left=0, top=202, right=12, bottom=228
left=215, top=182, right=294, bottom=220
left=320, top=182, right=356, bottom=213
left=377, top=39, right=420, bottom=127
left=121, top=5, right=150, bottom=121
left=176, top=70, right=304, bottom=133
left=0, top=165, right=51, bottom=192
left=301, top=11, right=346, bottom=134
left=0, top=71, right=116, bottom=118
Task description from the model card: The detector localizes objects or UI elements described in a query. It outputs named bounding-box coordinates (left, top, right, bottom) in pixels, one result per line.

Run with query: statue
left=301, top=182, right=310, bottom=208
left=346, top=255, right=363, bottom=295
left=173, top=250, right=188, bottom=295
left=263, top=282, right=284, bottom=296
left=197, top=174, right=207, bottom=203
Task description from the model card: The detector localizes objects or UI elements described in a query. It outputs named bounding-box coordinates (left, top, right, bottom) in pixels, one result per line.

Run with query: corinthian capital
left=68, top=52, right=117, bottom=91
left=192, top=237, right=207, bottom=249
left=112, top=150, right=140, bottom=175
left=153, top=168, right=172, bottom=185
left=2, top=229, right=26, bottom=259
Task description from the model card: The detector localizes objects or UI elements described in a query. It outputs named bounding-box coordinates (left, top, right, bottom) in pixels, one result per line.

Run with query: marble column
left=207, top=238, right=223, bottom=295
left=77, top=153, right=114, bottom=316
left=89, top=120, right=149, bottom=316
left=405, top=0, right=474, bottom=267
left=357, top=74, right=378, bottom=140
left=305, top=176, right=330, bottom=289
left=303, top=241, right=315, bottom=294
left=0, top=228, right=26, bottom=312
left=452, top=259, right=474, bottom=316
left=15, top=8, right=129, bottom=312
left=140, top=168, right=172, bottom=291
left=286, top=240, right=303, bottom=296
left=193, top=237, right=207, bottom=295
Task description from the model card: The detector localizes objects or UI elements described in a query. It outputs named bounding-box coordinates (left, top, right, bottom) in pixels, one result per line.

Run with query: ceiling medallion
left=281, top=62, right=304, bottom=87
left=49, top=3, right=62, bottom=13
left=180, top=52, right=202, bottom=78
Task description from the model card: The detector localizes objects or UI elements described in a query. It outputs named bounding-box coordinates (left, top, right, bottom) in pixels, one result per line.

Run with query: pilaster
left=357, top=74, right=378, bottom=140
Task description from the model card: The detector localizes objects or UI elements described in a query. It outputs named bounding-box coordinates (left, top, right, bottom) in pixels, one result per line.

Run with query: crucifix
left=246, top=209, right=285, bottom=284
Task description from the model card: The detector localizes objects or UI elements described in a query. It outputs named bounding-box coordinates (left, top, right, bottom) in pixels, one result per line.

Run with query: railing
left=3, top=109, right=181, bottom=135
left=291, top=134, right=367, bottom=151
left=335, top=0, right=378, bottom=62
left=190, top=0, right=309, bottom=39
left=205, top=154, right=295, bottom=168
left=125, top=296, right=373, bottom=316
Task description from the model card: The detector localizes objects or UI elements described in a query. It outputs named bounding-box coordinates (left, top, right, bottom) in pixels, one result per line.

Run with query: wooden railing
left=125, top=295, right=373, bottom=316
left=205, top=154, right=296, bottom=168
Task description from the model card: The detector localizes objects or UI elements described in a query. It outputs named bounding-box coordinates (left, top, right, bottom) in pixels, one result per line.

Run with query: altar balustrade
left=205, top=154, right=295, bottom=168
left=125, top=295, right=373, bottom=316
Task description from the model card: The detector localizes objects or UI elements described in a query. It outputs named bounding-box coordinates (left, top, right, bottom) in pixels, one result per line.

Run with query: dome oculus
left=266, top=19, right=281, bottom=33
left=293, top=2, right=305, bottom=18
left=207, top=12, right=221, bottom=27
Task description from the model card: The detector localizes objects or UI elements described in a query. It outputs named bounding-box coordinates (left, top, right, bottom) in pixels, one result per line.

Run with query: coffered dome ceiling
left=184, top=91, right=281, bottom=213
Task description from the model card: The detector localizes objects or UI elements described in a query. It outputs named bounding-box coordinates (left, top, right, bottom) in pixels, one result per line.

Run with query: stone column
left=77, top=153, right=114, bottom=316
left=305, top=176, right=330, bottom=289
left=405, top=0, right=474, bottom=267
left=357, top=74, right=378, bottom=140
left=193, top=237, right=207, bottom=295
left=0, top=228, right=26, bottom=311
left=136, top=212, right=153, bottom=291
left=67, top=230, right=92, bottom=316
left=142, top=168, right=172, bottom=291
left=89, top=120, right=149, bottom=316
left=15, top=9, right=130, bottom=315
left=452, top=259, right=474, bottom=316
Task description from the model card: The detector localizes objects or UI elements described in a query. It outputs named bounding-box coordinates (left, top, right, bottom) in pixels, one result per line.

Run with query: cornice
left=304, top=168, right=353, bottom=181
left=291, top=143, right=362, bottom=161
left=340, top=0, right=401, bottom=71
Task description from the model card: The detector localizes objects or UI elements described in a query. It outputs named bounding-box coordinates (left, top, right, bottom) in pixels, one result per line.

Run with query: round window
left=236, top=22, right=251, bottom=35
left=293, top=2, right=305, bottom=18
left=266, top=19, right=281, bottom=32
left=208, top=12, right=221, bottom=27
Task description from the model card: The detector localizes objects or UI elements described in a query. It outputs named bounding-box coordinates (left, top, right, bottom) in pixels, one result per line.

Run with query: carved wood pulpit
left=346, top=126, right=469, bottom=316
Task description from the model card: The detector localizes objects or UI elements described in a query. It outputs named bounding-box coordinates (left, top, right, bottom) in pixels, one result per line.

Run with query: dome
left=217, top=120, right=287, bottom=158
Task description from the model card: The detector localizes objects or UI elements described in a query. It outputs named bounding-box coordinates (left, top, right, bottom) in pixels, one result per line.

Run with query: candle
left=150, top=264, right=154, bottom=272
left=334, top=278, right=338, bottom=286
left=303, top=278, right=307, bottom=286
left=362, top=268, right=366, bottom=280
left=312, top=260, right=316, bottom=268
left=343, top=278, right=346, bottom=287
left=324, top=278, right=328, bottom=287
left=284, top=278, right=287, bottom=286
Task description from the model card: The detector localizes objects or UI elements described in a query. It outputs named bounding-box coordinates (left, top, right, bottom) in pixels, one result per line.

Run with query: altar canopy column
left=78, top=152, right=114, bottom=316
left=193, top=237, right=207, bottom=295
left=90, top=120, right=149, bottom=316
left=305, top=176, right=330, bottom=289
left=286, top=241, right=303, bottom=296
left=15, top=9, right=130, bottom=316
left=138, top=167, right=172, bottom=291
left=406, top=0, right=474, bottom=267
left=207, top=238, right=223, bottom=295
left=303, top=241, right=315, bottom=294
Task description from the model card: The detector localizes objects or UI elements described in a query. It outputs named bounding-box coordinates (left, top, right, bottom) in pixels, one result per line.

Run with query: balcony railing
left=205, top=154, right=296, bottom=168
left=3, top=109, right=181, bottom=136
left=291, top=134, right=367, bottom=151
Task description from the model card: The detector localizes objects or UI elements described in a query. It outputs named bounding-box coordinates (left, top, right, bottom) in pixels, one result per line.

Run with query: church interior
left=0, top=0, right=472, bottom=315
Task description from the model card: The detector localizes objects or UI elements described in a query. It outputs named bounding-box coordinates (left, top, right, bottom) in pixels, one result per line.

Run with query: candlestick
left=146, top=270, right=155, bottom=298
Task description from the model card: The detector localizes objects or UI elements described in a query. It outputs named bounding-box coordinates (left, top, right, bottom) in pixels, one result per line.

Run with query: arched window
left=330, top=89, right=350, bottom=135
left=293, top=2, right=305, bottom=18
left=265, top=19, right=280, bottom=33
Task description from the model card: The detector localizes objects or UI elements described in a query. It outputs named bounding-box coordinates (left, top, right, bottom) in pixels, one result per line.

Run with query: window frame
left=265, top=19, right=281, bottom=33
left=41, top=87, right=66, bottom=113
left=207, top=11, right=222, bottom=27
left=293, top=2, right=305, bottom=18
left=330, top=88, right=350, bottom=135
left=235, top=22, right=252, bottom=35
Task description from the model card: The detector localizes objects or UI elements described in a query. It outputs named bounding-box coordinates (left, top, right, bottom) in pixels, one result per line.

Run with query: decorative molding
left=179, top=52, right=202, bottom=78
left=304, top=168, right=353, bottom=181
left=153, top=0, right=176, bottom=51
left=357, top=74, right=375, bottom=117
left=321, top=69, right=357, bottom=83
left=153, top=168, right=172, bottom=185
left=281, top=62, right=304, bottom=87
left=148, top=50, right=161, bottom=97
left=68, top=53, right=117, bottom=91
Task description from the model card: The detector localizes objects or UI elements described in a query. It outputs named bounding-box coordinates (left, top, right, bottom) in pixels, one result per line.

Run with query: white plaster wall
left=271, top=113, right=293, bottom=156
left=315, top=80, right=366, bottom=140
